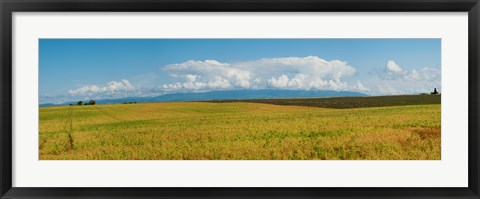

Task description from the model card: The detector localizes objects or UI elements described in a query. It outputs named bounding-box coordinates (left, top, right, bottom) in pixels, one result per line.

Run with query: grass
left=39, top=95, right=441, bottom=160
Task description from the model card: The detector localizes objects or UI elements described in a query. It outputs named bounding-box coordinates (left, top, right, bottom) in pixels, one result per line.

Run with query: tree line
left=72, top=99, right=96, bottom=106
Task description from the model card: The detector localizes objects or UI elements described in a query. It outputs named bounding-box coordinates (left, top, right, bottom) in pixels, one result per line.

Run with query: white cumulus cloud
left=351, top=80, right=370, bottom=92
left=386, top=60, right=404, bottom=74
left=365, top=60, right=441, bottom=95
left=383, top=60, right=440, bottom=82
left=161, top=56, right=356, bottom=92
left=68, top=79, right=137, bottom=99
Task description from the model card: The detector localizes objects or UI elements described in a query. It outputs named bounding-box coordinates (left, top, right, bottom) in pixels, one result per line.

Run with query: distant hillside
left=39, top=89, right=367, bottom=107
left=151, top=89, right=366, bottom=102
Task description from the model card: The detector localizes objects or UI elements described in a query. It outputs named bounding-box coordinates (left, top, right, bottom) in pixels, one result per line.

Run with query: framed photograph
left=1, top=0, right=479, bottom=198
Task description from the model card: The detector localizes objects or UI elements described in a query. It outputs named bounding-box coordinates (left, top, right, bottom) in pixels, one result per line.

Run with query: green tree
left=88, top=99, right=96, bottom=105
left=77, top=101, right=83, bottom=106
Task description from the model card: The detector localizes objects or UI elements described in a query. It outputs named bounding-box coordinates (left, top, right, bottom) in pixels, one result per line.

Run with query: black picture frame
left=1, top=0, right=479, bottom=198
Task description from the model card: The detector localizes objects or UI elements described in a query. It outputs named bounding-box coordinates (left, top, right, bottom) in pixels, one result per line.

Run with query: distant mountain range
left=39, top=89, right=367, bottom=107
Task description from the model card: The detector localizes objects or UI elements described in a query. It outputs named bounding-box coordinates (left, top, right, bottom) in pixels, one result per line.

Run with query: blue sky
left=39, top=39, right=441, bottom=104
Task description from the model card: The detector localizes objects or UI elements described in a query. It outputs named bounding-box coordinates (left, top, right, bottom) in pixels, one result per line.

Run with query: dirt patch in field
left=412, top=127, right=441, bottom=139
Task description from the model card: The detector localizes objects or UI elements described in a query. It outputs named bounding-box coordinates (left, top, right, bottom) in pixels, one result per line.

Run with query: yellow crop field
left=39, top=100, right=440, bottom=160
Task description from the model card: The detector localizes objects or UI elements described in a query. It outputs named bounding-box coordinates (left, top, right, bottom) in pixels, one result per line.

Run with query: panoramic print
left=39, top=39, right=441, bottom=160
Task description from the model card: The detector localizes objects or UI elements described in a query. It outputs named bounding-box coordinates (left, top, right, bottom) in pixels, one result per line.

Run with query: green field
left=39, top=95, right=441, bottom=160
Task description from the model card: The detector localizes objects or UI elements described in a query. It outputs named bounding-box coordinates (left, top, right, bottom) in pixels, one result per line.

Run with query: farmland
left=209, top=94, right=441, bottom=109
left=39, top=95, right=441, bottom=160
